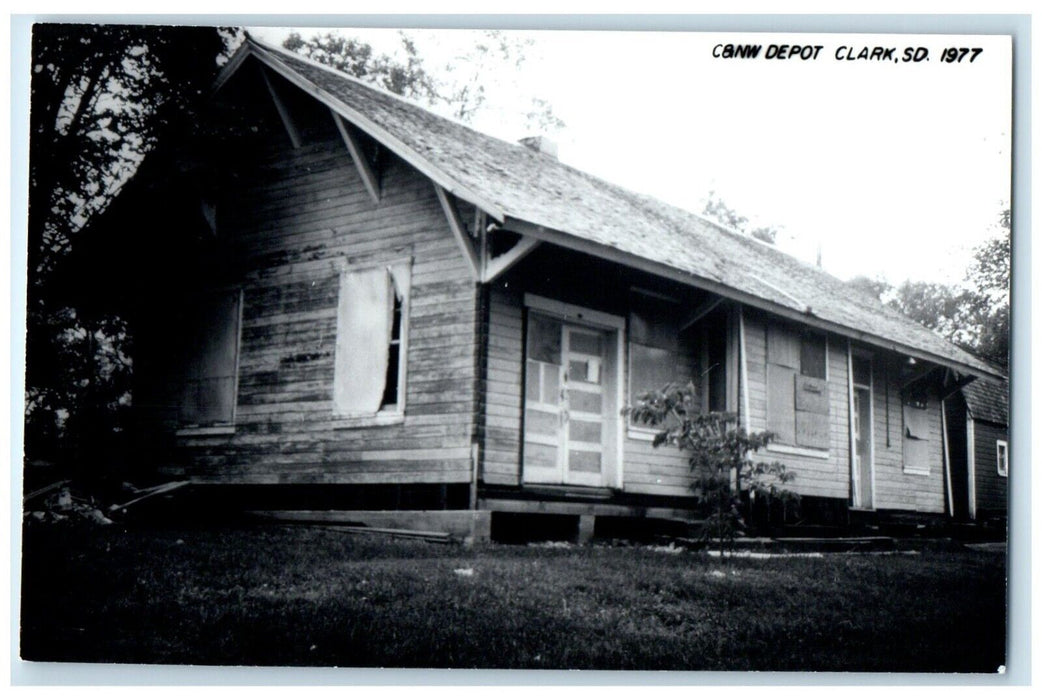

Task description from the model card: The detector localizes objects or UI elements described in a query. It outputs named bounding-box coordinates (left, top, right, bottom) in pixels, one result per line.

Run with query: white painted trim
left=176, top=426, right=236, bottom=437
left=903, top=466, right=931, bottom=477
left=847, top=340, right=859, bottom=506
left=627, top=426, right=659, bottom=442
left=738, top=305, right=751, bottom=430
left=523, top=294, right=626, bottom=330
left=332, top=111, right=380, bottom=204
left=765, top=443, right=830, bottom=460
left=941, top=397, right=955, bottom=516
left=967, top=416, right=977, bottom=518
left=332, top=411, right=405, bottom=430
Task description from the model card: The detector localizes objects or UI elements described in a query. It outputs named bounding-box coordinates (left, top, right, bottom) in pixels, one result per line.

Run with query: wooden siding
left=481, top=251, right=702, bottom=496
left=742, top=313, right=850, bottom=500
left=972, top=420, right=1008, bottom=516
left=137, top=133, right=479, bottom=485
left=868, top=359, right=945, bottom=513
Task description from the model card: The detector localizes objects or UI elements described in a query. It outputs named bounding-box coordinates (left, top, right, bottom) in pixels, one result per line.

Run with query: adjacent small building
left=944, top=377, right=1009, bottom=523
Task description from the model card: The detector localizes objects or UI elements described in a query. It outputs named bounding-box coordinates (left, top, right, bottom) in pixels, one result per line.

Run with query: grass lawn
left=19, top=522, right=1006, bottom=671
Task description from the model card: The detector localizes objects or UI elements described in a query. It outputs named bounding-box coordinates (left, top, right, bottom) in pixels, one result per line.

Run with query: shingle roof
left=238, top=36, right=1000, bottom=378
left=962, top=376, right=1009, bottom=426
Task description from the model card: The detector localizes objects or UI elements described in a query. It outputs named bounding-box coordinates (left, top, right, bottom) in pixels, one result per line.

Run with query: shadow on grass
left=19, top=522, right=1007, bottom=671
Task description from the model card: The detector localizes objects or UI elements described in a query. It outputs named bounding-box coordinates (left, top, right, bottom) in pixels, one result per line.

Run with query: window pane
left=527, top=315, right=561, bottom=364
left=381, top=342, right=400, bottom=407
left=800, top=333, right=827, bottom=379
left=629, top=296, right=679, bottom=350
left=569, top=332, right=602, bottom=356
left=852, top=354, right=871, bottom=386
left=526, top=361, right=541, bottom=401
left=524, top=442, right=557, bottom=468
left=630, top=344, right=677, bottom=403
left=542, top=365, right=560, bottom=402
left=179, top=292, right=240, bottom=425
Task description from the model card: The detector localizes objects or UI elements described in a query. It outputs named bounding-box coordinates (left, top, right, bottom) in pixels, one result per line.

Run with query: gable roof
left=962, top=376, right=1009, bottom=426
left=223, top=35, right=1001, bottom=379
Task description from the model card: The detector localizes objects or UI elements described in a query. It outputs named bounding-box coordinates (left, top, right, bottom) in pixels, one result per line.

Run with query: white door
left=523, top=313, right=614, bottom=486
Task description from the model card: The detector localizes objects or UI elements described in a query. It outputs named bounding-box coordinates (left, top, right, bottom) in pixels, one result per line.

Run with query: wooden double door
left=523, top=311, right=618, bottom=487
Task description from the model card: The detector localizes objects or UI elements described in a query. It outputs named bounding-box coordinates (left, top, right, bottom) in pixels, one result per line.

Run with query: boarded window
left=179, top=290, right=242, bottom=426
left=766, top=324, right=829, bottom=448
left=628, top=293, right=681, bottom=418
left=333, top=261, right=411, bottom=416
left=902, top=401, right=931, bottom=470
left=997, top=440, right=1008, bottom=477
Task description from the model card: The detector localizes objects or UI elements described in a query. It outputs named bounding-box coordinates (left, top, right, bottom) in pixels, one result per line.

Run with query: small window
left=333, top=260, right=411, bottom=418
left=997, top=440, right=1008, bottom=477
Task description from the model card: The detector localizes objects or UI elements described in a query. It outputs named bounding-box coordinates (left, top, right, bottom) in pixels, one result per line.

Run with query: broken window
left=766, top=324, right=829, bottom=449
left=333, top=260, right=411, bottom=417
left=178, top=289, right=242, bottom=428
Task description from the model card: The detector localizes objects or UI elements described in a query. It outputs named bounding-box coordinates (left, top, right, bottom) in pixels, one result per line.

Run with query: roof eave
left=502, top=215, right=1005, bottom=381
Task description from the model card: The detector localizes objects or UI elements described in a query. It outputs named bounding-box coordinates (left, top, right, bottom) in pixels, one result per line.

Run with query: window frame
left=332, top=257, right=412, bottom=428
left=901, top=396, right=932, bottom=476
left=175, top=287, right=244, bottom=437
left=997, top=439, right=1009, bottom=477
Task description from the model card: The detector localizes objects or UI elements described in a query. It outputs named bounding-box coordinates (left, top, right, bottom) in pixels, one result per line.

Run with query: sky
left=238, top=28, right=1007, bottom=286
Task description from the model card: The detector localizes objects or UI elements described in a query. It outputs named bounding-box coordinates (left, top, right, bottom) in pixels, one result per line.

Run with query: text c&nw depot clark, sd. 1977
left=712, top=43, right=984, bottom=64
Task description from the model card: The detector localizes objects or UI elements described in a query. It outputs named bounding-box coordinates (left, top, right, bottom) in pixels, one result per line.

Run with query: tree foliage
left=847, top=208, right=1010, bottom=369
left=282, top=30, right=564, bottom=134
left=701, top=191, right=778, bottom=244
left=25, top=24, right=233, bottom=468
left=630, top=383, right=797, bottom=553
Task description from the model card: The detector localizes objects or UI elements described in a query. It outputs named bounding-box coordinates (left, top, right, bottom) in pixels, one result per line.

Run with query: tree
left=25, top=24, right=233, bottom=470
left=846, top=208, right=1010, bottom=369
left=701, top=191, right=778, bottom=244
left=630, top=383, right=797, bottom=553
left=283, top=30, right=565, bottom=135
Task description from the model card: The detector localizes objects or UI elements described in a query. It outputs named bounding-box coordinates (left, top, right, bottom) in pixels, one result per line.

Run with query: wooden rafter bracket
left=680, top=295, right=724, bottom=332
left=332, top=110, right=381, bottom=204
left=482, top=235, right=541, bottom=283
left=259, top=64, right=302, bottom=149
left=434, top=185, right=481, bottom=281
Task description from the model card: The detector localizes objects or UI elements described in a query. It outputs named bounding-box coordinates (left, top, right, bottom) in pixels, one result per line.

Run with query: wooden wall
left=136, top=130, right=480, bottom=485
left=972, top=420, right=1008, bottom=516
left=741, top=312, right=850, bottom=501
left=482, top=249, right=716, bottom=497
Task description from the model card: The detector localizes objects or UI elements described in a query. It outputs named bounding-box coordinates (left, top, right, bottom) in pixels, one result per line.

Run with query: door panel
left=523, top=313, right=615, bottom=486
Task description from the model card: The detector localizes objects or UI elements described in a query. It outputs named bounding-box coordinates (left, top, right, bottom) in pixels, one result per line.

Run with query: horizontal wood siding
left=973, top=421, right=1008, bottom=515
left=871, top=365, right=945, bottom=513
left=742, top=314, right=849, bottom=500
left=483, top=285, right=524, bottom=485
left=140, top=135, right=478, bottom=485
